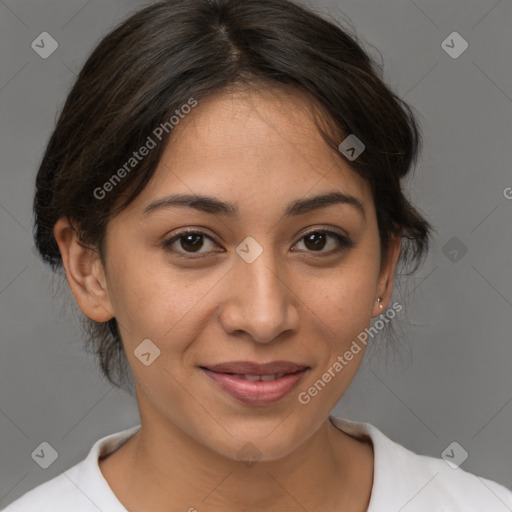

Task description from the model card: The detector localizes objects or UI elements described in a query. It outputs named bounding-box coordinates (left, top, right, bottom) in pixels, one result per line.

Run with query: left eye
left=163, top=229, right=353, bottom=257
left=292, top=230, right=353, bottom=255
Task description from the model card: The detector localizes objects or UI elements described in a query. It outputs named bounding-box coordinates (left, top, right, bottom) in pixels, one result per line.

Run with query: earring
left=377, top=297, right=383, bottom=309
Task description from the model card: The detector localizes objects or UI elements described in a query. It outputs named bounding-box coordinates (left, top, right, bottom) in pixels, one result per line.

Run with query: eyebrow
left=142, top=191, right=365, bottom=219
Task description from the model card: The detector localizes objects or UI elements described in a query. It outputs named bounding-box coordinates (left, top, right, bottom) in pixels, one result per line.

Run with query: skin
left=54, top=87, right=401, bottom=512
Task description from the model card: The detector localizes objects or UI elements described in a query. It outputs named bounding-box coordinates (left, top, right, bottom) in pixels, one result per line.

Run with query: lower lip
left=201, top=368, right=309, bottom=405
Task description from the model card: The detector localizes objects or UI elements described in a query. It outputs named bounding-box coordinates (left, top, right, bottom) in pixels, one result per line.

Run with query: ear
left=53, top=217, right=114, bottom=322
left=372, top=234, right=401, bottom=317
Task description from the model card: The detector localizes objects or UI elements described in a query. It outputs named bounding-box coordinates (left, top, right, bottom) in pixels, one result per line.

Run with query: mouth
left=213, top=372, right=289, bottom=381
left=199, top=361, right=310, bottom=405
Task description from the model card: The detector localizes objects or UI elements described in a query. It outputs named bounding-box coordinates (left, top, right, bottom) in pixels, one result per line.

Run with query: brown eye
left=163, top=230, right=219, bottom=256
left=179, top=233, right=205, bottom=252
left=292, top=230, right=354, bottom=255
left=303, top=232, right=328, bottom=251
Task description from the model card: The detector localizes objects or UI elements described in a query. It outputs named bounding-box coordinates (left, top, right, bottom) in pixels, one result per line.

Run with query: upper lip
left=202, top=361, right=309, bottom=375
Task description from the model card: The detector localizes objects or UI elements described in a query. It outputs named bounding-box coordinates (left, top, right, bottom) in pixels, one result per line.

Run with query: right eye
left=162, top=229, right=222, bottom=258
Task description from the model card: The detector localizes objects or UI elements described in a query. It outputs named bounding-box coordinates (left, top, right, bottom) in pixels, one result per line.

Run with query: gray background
left=1, top=0, right=511, bottom=508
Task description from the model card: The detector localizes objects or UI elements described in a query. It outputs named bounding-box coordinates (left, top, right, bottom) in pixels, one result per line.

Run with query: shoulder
left=330, top=415, right=512, bottom=511
left=388, top=440, right=512, bottom=510
left=1, top=426, right=140, bottom=512
left=1, top=463, right=95, bottom=512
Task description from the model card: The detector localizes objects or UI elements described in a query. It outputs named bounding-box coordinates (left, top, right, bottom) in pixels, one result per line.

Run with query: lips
left=200, top=361, right=310, bottom=405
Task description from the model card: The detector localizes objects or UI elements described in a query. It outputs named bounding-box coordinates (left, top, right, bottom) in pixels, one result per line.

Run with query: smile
left=200, top=366, right=310, bottom=405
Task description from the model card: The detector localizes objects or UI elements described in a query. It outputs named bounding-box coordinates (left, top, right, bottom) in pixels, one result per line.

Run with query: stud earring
left=377, top=297, right=383, bottom=309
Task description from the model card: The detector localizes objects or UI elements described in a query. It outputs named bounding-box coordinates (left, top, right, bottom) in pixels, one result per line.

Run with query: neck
left=100, top=413, right=373, bottom=512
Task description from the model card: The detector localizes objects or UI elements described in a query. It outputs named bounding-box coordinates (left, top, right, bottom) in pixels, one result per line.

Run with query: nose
left=218, top=248, right=300, bottom=344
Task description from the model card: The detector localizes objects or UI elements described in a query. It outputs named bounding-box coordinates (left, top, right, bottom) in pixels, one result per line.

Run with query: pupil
left=182, top=234, right=203, bottom=252
left=305, top=232, right=325, bottom=251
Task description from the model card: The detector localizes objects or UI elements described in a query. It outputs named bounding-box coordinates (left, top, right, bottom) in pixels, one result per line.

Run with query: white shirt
left=3, top=415, right=512, bottom=511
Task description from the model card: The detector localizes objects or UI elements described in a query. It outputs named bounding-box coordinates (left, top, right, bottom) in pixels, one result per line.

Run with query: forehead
left=131, top=87, right=373, bottom=215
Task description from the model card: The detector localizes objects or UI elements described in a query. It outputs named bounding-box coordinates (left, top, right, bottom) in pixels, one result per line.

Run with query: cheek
left=310, top=255, right=381, bottom=335
left=105, top=249, right=220, bottom=361
left=104, top=252, right=168, bottom=335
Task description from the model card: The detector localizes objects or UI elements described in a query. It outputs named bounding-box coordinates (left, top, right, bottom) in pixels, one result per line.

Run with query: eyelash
left=162, top=228, right=354, bottom=259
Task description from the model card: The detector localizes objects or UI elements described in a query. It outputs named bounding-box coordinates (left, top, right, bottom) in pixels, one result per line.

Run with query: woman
left=3, top=0, right=512, bottom=510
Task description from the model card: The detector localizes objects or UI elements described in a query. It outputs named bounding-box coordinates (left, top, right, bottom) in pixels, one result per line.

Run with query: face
left=65, top=88, right=398, bottom=462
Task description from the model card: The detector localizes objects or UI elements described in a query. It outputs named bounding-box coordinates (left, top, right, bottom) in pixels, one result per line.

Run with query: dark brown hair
left=33, top=0, right=432, bottom=390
